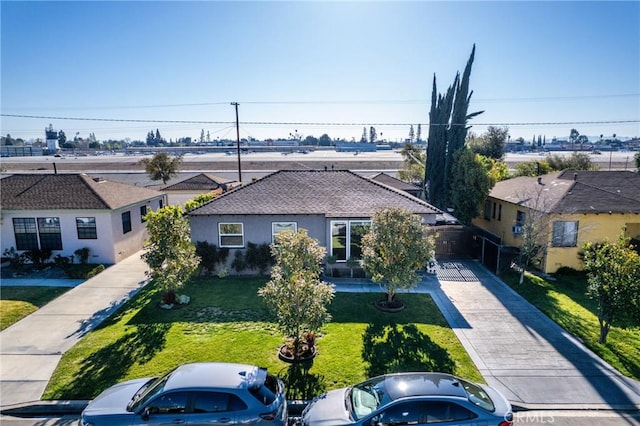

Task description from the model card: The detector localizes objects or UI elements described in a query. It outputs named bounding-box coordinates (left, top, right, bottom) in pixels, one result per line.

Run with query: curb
left=0, top=400, right=89, bottom=416
left=1, top=400, right=309, bottom=417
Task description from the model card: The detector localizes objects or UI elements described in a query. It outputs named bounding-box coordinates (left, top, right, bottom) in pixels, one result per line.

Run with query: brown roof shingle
left=162, top=173, right=236, bottom=191
left=188, top=170, right=440, bottom=217
left=1, top=174, right=163, bottom=210
left=489, top=170, right=640, bottom=214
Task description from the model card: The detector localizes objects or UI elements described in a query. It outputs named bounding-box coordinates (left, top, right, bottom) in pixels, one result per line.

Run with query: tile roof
left=162, top=173, right=236, bottom=191
left=1, top=174, right=163, bottom=210
left=188, top=170, right=441, bottom=217
left=489, top=170, right=640, bottom=214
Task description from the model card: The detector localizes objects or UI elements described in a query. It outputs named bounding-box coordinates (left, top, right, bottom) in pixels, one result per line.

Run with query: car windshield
left=459, top=379, right=495, bottom=412
left=349, top=376, right=387, bottom=420
left=128, top=373, right=172, bottom=412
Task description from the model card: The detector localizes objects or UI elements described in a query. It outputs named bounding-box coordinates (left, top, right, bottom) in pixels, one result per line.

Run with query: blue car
left=302, top=372, right=512, bottom=426
left=80, top=362, right=287, bottom=426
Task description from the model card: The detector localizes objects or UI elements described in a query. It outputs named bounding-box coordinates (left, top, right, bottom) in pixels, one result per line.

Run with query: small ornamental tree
left=140, top=152, right=183, bottom=184
left=258, top=229, right=335, bottom=360
left=582, top=235, right=640, bottom=344
left=142, top=205, right=200, bottom=303
left=362, top=207, right=436, bottom=306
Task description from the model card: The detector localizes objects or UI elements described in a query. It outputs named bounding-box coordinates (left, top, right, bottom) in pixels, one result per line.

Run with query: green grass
left=43, top=277, right=482, bottom=401
left=503, top=271, right=640, bottom=381
left=0, top=286, right=72, bottom=330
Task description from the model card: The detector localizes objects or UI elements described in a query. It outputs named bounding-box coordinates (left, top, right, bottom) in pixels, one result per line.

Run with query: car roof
left=164, top=362, right=264, bottom=391
left=383, top=372, right=467, bottom=401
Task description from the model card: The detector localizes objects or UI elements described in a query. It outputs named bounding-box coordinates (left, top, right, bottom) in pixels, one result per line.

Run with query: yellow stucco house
left=472, top=170, right=640, bottom=273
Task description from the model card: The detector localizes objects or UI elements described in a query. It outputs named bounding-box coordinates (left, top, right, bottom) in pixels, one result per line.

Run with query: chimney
left=574, top=173, right=578, bottom=181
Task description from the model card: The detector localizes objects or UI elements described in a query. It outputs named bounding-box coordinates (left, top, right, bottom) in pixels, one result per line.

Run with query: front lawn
left=502, top=271, right=640, bottom=381
left=43, top=277, right=482, bottom=401
left=0, top=286, right=72, bottom=330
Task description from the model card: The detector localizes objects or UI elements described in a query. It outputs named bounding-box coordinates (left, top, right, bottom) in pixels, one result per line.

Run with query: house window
left=140, top=205, right=148, bottom=223
left=484, top=200, right=491, bottom=221
left=272, top=222, right=297, bottom=243
left=330, top=220, right=372, bottom=261
left=492, top=202, right=497, bottom=219
left=516, top=210, right=526, bottom=225
left=552, top=221, right=579, bottom=247
left=219, top=223, right=244, bottom=247
left=159, top=199, right=164, bottom=209
left=12, top=218, right=39, bottom=250
left=497, top=204, right=502, bottom=221
left=76, top=217, right=97, bottom=239
left=349, top=221, right=371, bottom=260
left=122, top=211, right=132, bottom=234
left=37, top=217, right=62, bottom=250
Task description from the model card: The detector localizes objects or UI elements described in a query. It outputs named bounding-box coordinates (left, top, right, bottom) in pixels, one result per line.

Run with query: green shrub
left=74, top=247, right=91, bottom=264
left=86, top=264, right=105, bottom=279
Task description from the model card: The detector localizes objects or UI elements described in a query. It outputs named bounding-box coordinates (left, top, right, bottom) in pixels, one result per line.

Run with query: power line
left=4, top=93, right=638, bottom=110
left=1, top=113, right=638, bottom=128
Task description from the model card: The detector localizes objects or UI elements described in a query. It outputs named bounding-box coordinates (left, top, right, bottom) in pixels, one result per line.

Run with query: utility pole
left=231, top=102, right=242, bottom=183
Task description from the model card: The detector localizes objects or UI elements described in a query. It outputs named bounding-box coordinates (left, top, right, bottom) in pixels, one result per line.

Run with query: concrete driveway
left=0, top=251, right=149, bottom=407
left=427, top=261, right=640, bottom=410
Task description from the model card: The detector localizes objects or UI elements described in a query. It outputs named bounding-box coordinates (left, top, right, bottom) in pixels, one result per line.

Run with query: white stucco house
left=1, top=173, right=166, bottom=264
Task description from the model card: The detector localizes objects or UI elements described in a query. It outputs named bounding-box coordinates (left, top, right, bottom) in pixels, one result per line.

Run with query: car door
left=142, top=391, right=191, bottom=425
left=366, top=400, right=480, bottom=426
left=188, top=391, right=243, bottom=426
left=366, top=401, right=426, bottom=426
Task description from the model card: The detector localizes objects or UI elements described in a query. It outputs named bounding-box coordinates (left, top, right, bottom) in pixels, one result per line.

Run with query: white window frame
left=272, top=222, right=297, bottom=243
left=330, top=220, right=372, bottom=262
left=219, top=222, right=244, bottom=248
left=552, top=220, right=579, bottom=247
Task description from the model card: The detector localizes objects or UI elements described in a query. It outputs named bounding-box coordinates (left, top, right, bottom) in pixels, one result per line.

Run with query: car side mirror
left=141, top=407, right=150, bottom=421
left=363, top=416, right=381, bottom=426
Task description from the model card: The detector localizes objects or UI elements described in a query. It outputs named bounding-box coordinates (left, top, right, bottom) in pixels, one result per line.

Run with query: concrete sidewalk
left=0, top=251, right=149, bottom=407
left=1, top=255, right=639, bottom=412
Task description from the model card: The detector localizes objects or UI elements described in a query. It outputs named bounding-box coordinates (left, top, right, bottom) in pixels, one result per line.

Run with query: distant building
left=45, top=125, right=59, bottom=153
left=335, top=142, right=376, bottom=152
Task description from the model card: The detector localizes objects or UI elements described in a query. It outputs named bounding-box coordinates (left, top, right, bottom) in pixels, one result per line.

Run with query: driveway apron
left=0, top=251, right=149, bottom=407
left=429, top=261, right=640, bottom=410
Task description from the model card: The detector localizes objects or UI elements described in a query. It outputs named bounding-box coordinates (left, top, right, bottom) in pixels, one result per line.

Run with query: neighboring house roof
left=1, top=173, right=162, bottom=210
left=489, top=170, right=640, bottom=214
left=189, top=170, right=441, bottom=217
left=162, top=173, right=237, bottom=191
left=369, top=172, right=421, bottom=193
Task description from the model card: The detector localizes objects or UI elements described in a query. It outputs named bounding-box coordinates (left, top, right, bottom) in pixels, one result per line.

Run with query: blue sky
left=1, top=1, right=639, bottom=143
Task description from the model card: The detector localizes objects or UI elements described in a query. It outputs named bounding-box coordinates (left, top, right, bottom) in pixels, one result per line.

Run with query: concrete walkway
left=1, top=255, right=639, bottom=411
left=0, top=251, right=149, bottom=407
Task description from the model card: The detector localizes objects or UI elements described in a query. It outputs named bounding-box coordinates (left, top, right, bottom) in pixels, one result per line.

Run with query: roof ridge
left=79, top=174, right=112, bottom=209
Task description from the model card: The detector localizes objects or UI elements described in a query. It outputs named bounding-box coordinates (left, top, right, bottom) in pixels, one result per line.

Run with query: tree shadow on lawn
left=278, top=362, right=327, bottom=401
left=362, top=321, right=456, bottom=379
left=54, top=323, right=170, bottom=399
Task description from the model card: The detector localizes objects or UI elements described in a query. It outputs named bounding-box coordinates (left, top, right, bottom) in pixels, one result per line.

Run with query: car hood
left=302, top=388, right=352, bottom=426
left=83, top=378, right=152, bottom=416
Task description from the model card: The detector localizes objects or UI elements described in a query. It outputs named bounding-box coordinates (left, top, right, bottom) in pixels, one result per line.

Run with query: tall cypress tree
left=424, top=45, right=483, bottom=209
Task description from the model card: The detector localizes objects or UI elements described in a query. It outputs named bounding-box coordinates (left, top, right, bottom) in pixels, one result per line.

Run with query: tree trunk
left=387, top=291, right=394, bottom=304
left=598, top=319, right=610, bottom=344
